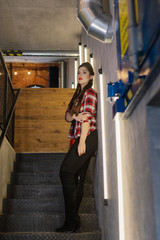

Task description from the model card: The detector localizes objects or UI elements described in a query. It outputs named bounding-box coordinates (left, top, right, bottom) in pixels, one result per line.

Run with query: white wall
left=0, top=135, right=16, bottom=213
left=81, top=2, right=160, bottom=240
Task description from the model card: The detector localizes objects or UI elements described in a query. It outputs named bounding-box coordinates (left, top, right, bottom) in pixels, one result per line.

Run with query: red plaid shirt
left=65, top=88, right=97, bottom=139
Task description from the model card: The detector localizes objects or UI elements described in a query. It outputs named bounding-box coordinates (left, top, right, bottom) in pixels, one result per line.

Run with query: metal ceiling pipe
left=77, top=0, right=113, bottom=43
left=22, top=50, right=79, bottom=58
left=59, top=61, right=67, bottom=88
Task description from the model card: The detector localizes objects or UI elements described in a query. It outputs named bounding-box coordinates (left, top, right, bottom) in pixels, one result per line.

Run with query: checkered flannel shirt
left=65, top=88, right=97, bottom=139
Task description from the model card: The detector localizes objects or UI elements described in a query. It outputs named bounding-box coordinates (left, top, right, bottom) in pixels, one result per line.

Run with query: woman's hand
left=78, top=140, right=86, bottom=156
left=73, top=112, right=89, bottom=123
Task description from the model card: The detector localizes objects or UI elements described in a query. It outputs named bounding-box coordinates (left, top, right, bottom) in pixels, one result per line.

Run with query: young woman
left=56, top=62, right=98, bottom=233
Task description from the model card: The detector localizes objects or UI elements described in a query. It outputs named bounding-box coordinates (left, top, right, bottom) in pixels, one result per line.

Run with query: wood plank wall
left=14, top=88, right=74, bottom=152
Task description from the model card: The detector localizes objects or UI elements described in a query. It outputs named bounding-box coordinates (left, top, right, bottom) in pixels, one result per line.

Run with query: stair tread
left=11, top=172, right=92, bottom=177
left=0, top=231, right=101, bottom=234
left=0, top=231, right=101, bottom=240
left=3, top=197, right=95, bottom=214
left=7, top=183, right=93, bottom=188
left=4, top=197, right=94, bottom=201
left=8, top=183, right=92, bottom=187
left=14, top=159, right=63, bottom=172
left=0, top=213, right=98, bottom=232
left=16, top=153, right=67, bottom=161
left=7, top=183, right=93, bottom=198
left=0, top=212, right=97, bottom=218
left=11, top=172, right=92, bottom=184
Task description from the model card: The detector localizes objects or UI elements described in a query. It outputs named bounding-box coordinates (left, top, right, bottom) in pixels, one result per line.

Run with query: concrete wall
left=81, top=1, right=160, bottom=240
left=0, top=134, right=16, bottom=214
left=119, top=74, right=160, bottom=240
left=146, top=94, right=160, bottom=240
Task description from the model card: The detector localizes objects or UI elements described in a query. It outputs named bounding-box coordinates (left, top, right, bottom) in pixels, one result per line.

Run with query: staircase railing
left=0, top=50, right=20, bottom=147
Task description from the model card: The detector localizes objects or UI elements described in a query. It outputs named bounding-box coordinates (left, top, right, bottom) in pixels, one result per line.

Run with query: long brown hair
left=68, top=62, right=94, bottom=116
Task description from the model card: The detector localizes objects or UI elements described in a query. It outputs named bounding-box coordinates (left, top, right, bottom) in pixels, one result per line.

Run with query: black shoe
left=56, top=222, right=80, bottom=233
left=76, top=215, right=81, bottom=229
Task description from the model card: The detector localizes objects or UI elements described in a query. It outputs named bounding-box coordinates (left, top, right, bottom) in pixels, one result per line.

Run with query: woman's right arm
left=65, top=110, right=88, bottom=122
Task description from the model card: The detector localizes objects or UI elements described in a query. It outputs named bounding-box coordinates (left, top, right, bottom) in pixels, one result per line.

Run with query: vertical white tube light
left=79, top=43, right=82, bottom=65
left=74, top=58, right=78, bottom=88
left=84, top=45, right=88, bottom=62
left=115, top=112, right=125, bottom=240
left=99, top=68, right=108, bottom=203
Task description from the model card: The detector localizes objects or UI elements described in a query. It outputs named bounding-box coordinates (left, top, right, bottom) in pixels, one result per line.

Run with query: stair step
left=11, top=172, right=92, bottom=185
left=0, top=231, right=101, bottom=240
left=14, top=159, right=63, bottom=173
left=3, top=197, right=95, bottom=214
left=0, top=214, right=98, bottom=232
left=16, top=153, right=67, bottom=161
left=11, top=172, right=59, bottom=184
left=14, top=154, right=93, bottom=183
left=7, top=184, right=93, bottom=198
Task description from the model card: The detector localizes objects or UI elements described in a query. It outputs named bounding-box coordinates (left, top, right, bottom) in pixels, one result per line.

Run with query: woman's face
left=77, top=66, right=93, bottom=89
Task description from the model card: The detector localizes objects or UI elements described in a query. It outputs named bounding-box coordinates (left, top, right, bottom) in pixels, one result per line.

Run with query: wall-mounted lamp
left=99, top=68, right=108, bottom=206
left=90, top=53, right=94, bottom=67
left=14, top=71, right=18, bottom=75
left=74, top=58, right=78, bottom=88
left=79, top=43, right=82, bottom=65
left=84, top=45, right=88, bottom=62
left=28, top=71, right=31, bottom=75
left=114, top=112, right=125, bottom=240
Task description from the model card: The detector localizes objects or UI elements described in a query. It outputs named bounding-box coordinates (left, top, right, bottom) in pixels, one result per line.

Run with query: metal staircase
left=0, top=153, right=101, bottom=240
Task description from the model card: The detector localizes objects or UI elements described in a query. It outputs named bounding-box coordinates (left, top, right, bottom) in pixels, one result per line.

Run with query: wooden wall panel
left=14, top=88, right=74, bottom=152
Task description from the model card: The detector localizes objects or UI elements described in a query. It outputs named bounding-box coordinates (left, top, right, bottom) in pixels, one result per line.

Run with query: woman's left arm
left=78, top=122, right=90, bottom=156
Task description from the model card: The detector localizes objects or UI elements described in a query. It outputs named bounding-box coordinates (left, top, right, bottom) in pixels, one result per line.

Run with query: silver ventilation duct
left=22, top=50, right=79, bottom=58
left=77, top=0, right=113, bottom=43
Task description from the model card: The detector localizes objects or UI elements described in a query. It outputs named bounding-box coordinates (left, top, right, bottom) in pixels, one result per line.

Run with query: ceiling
left=0, top=0, right=82, bottom=63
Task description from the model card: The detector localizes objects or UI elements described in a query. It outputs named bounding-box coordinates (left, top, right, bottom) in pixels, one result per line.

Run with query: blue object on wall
left=111, top=0, right=160, bottom=115
left=114, top=0, right=160, bottom=83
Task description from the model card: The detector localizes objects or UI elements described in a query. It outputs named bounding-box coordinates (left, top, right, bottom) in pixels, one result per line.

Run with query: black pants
left=59, top=129, right=98, bottom=226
